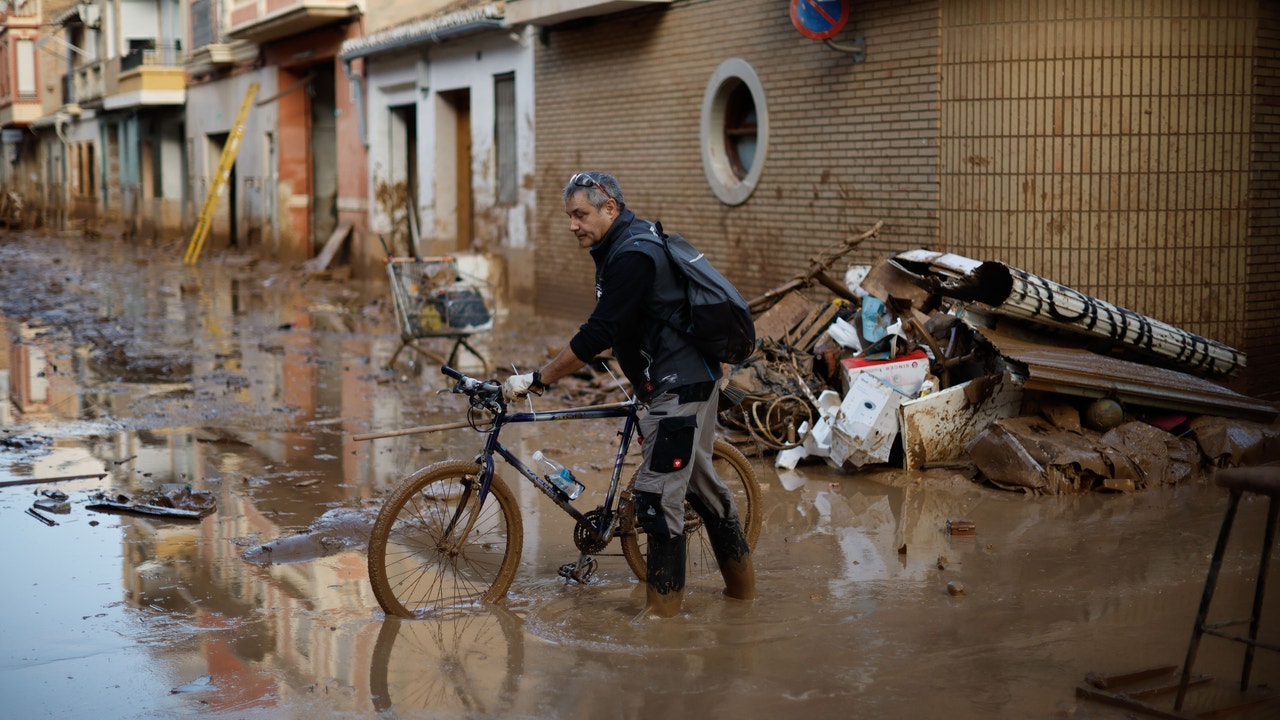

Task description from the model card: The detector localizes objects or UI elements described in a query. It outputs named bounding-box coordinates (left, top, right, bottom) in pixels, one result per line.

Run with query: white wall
left=364, top=31, right=535, bottom=250
left=159, top=118, right=183, bottom=199
left=365, top=54, right=418, bottom=235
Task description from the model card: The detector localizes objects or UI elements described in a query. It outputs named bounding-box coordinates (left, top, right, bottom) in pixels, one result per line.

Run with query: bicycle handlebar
left=442, top=365, right=504, bottom=411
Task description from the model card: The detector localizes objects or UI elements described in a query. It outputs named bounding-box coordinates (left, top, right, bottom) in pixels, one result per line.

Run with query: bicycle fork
left=439, top=478, right=485, bottom=557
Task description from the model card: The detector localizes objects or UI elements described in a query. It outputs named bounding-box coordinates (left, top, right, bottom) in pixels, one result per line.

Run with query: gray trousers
left=634, top=384, right=739, bottom=538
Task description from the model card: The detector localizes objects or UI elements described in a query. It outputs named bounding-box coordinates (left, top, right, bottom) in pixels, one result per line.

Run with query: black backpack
left=635, top=224, right=757, bottom=365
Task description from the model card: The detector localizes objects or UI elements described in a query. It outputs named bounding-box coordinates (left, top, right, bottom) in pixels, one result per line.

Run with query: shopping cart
left=385, top=255, right=493, bottom=375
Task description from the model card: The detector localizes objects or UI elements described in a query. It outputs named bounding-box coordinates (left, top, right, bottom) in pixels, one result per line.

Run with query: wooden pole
left=0, top=473, right=107, bottom=489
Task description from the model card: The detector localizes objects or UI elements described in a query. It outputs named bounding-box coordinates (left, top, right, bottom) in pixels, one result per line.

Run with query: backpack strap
left=600, top=226, right=695, bottom=341
left=600, top=226, right=669, bottom=290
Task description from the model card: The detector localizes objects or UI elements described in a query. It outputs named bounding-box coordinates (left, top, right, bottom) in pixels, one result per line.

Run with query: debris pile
left=535, top=222, right=1280, bottom=494
left=87, top=485, right=218, bottom=520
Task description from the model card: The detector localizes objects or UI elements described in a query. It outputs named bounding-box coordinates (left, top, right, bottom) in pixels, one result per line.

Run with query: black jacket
left=567, top=208, right=719, bottom=399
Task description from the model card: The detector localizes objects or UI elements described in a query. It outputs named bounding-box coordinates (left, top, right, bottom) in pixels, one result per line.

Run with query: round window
left=701, top=58, right=768, bottom=206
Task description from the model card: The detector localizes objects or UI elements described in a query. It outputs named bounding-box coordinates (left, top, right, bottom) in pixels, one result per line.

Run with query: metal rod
left=25, top=507, right=57, bottom=526
left=1240, top=494, right=1279, bottom=689
left=1176, top=489, right=1242, bottom=710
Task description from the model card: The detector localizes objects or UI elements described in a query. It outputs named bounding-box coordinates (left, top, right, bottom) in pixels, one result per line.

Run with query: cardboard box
left=842, top=349, right=930, bottom=396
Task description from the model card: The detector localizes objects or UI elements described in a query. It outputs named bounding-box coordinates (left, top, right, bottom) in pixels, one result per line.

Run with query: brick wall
left=1250, top=3, right=1280, bottom=399
left=532, top=0, right=1278, bottom=399
left=533, top=0, right=941, bottom=319
left=939, top=0, right=1267, bottom=396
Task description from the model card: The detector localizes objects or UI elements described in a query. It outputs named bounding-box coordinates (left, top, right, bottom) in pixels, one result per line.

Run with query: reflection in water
left=370, top=608, right=524, bottom=715
left=0, top=239, right=414, bottom=717
left=1, top=234, right=1277, bottom=719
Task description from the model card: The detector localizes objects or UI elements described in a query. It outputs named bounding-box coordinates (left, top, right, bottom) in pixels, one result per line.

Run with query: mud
left=0, top=229, right=1276, bottom=719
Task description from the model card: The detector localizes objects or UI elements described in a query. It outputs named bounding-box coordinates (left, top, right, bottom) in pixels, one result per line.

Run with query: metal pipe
left=341, top=59, right=368, bottom=148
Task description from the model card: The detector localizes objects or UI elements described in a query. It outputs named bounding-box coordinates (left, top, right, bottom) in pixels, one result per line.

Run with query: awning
left=505, top=0, right=674, bottom=26
left=53, top=2, right=100, bottom=28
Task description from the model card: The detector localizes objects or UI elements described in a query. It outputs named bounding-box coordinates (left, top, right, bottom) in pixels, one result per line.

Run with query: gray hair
left=562, top=171, right=624, bottom=210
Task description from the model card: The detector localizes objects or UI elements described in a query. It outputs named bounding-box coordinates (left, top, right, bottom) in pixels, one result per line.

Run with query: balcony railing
left=72, top=60, right=107, bottom=106
left=120, top=41, right=183, bottom=73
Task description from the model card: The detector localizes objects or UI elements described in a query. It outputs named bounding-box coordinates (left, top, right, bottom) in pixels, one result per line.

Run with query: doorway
left=206, top=131, right=237, bottom=248
left=435, top=89, right=472, bottom=253
left=388, top=103, right=419, bottom=256
left=309, top=63, right=338, bottom=253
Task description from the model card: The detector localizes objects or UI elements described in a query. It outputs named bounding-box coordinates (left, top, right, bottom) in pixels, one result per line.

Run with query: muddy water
left=0, top=231, right=1276, bottom=720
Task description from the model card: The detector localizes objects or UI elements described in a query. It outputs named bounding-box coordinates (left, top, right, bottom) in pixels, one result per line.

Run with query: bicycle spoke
left=369, top=463, right=523, bottom=617
left=619, top=439, right=761, bottom=583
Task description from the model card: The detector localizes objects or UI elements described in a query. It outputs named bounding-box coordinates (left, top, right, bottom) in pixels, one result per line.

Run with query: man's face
left=565, top=190, right=618, bottom=249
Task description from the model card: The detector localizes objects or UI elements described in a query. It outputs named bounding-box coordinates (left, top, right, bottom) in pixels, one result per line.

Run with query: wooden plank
left=304, top=221, right=354, bottom=272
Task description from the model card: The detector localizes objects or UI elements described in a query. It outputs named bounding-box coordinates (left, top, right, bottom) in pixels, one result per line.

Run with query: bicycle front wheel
left=619, top=438, right=761, bottom=582
left=368, top=460, right=524, bottom=618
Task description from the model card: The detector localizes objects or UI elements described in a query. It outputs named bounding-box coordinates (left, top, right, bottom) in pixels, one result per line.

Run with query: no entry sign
left=790, top=0, right=851, bottom=41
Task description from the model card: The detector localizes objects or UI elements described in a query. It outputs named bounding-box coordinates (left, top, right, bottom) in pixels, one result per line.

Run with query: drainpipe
left=342, top=58, right=368, bottom=148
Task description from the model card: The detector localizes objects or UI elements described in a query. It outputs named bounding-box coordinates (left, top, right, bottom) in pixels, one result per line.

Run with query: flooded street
left=0, top=230, right=1276, bottom=720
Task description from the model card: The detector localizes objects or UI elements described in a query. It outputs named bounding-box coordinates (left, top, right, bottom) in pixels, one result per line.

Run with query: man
left=503, top=171, right=757, bottom=619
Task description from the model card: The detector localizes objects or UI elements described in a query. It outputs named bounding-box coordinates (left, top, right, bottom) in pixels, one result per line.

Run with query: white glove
left=502, top=372, right=541, bottom=402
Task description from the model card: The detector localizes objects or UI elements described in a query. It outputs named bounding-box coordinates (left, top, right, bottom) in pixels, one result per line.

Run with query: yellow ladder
left=184, top=82, right=259, bottom=265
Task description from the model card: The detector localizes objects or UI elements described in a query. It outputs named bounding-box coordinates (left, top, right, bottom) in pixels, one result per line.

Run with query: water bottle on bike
left=532, top=450, right=585, bottom=500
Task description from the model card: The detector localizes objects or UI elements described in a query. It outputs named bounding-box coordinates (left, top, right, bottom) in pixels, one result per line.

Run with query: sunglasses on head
left=570, top=172, right=614, bottom=205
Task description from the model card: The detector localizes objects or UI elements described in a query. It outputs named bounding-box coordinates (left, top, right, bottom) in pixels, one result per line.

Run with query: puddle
left=0, top=230, right=1276, bottom=719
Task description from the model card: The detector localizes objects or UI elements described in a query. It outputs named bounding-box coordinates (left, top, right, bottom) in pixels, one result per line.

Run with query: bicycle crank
left=558, top=555, right=597, bottom=583
left=573, top=508, right=614, bottom=554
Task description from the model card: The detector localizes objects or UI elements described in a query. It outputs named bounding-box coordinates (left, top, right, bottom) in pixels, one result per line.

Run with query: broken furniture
left=1176, top=466, right=1280, bottom=711
left=385, top=255, right=492, bottom=375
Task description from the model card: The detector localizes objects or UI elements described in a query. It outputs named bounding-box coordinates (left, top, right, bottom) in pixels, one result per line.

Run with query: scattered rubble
left=86, top=485, right=217, bottom=520
left=521, top=222, right=1280, bottom=495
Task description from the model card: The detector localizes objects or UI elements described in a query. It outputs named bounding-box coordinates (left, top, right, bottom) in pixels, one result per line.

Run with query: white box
left=830, top=373, right=907, bottom=467
left=841, top=349, right=931, bottom=397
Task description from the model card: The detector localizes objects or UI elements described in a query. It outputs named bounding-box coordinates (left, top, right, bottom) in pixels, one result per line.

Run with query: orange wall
left=263, top=23, right=368, bottom=262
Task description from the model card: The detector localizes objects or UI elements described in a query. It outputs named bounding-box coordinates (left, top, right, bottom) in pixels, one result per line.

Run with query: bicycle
left=366, top=366, right=762, bottom=618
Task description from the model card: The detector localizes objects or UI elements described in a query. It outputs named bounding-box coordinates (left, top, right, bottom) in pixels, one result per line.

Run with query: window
left=701, top=58, right=768, bottom=206
left=494, top=72, right=517, bottom=206
left=16, top=40, right=35, bottom=98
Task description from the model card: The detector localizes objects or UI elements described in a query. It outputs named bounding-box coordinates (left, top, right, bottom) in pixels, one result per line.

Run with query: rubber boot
left=705, top=512, right=758, bottom=601
left=637, top=530, right=686, bottom=620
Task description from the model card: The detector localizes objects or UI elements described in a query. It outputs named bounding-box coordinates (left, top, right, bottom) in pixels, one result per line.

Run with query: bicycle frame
left=468, top=400, right=641, bottom=543
left=365, top=366, right=763, bottom=614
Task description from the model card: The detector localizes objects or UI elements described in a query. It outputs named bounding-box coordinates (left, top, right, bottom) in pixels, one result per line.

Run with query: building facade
left=510, top=0, right=1279, bottom=398
left=340, top=1, right=537, bottom=298
left=182, top=0, right=365, bottom=262
left=0, top=0, right=45, bottom=208
left=2, top=0, right=1276, bottom=398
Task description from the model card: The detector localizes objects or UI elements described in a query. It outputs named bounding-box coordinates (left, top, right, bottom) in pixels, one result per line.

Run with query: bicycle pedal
left=557, top=556, right=597, bottom=583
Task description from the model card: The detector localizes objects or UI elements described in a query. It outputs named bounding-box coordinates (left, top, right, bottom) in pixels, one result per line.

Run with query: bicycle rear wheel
left=368, top=460, right=523, bottom=617
left=619, top=439, right=761, bottom=582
